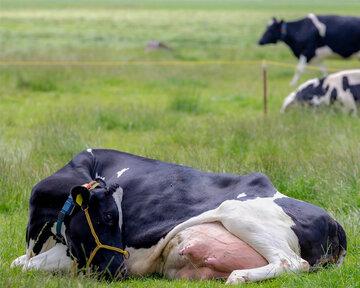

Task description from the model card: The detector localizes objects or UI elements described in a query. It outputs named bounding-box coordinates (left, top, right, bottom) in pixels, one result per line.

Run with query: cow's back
left=319, top=15, right=360, bottom=57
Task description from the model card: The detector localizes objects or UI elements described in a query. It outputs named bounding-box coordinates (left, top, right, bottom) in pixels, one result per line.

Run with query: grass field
left=0, top=0, right=359, bottom=287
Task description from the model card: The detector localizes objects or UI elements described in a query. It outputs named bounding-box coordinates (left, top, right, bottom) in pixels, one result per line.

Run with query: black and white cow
left=11, top=149, right=347, bottom=284
left=281, top=69, right=360, bottom=114
left=258, top=14, right=360, bottom=85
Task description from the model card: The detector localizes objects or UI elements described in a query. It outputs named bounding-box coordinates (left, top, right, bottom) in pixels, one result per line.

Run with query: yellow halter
left=76, top=181, right=129, bottom=269
left=83, top=207, right=129, bottom=268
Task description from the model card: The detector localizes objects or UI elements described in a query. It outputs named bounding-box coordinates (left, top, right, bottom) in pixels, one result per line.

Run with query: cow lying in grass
left=281, top=69, right=360, bottom=114
left=11, top=149, right=346, bottom=284
left=259, top=14, right=360, bottom=85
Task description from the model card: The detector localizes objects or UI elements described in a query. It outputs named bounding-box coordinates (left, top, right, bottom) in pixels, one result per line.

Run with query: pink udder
left=162, top=222, right=268, bottom=280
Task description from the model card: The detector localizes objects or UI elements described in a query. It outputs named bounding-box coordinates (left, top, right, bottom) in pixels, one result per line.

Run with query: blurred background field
left=0, top=1, right=359, bottom=287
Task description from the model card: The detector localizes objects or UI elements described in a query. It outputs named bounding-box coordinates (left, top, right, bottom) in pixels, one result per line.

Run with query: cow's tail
left=335, top=221, right=347, bottom=266
left=280, top=92, right=297, bottom=113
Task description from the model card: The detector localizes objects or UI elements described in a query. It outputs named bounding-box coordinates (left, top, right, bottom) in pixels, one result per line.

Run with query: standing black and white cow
left=281, top=69, right=360, bottom=114
left=258, top=14, right=360, bottom=85
left=11, top=149, right=347, bottom=284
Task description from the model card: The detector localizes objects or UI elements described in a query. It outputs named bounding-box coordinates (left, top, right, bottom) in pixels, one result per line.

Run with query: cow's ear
left=272, top=17, right=278, bottom=24
left=71, top=185, right=90, bottom=209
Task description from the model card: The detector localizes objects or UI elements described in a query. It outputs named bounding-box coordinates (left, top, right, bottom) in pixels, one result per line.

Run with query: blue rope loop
left=55, top=196, right=75, bottom=242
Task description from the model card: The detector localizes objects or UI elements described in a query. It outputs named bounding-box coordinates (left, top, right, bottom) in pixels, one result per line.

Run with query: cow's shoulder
left=290, top=18, right=318, bottom=42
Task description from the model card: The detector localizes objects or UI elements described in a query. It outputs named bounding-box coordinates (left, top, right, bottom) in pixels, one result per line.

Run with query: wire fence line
left=0, top=59, right=347, bottom=72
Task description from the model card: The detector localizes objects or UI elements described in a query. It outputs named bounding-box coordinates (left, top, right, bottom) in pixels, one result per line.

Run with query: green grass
left=0, top=0, right=359, bottom=287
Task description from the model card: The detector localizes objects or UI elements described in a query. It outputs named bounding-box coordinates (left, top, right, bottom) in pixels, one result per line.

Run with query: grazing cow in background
left=281, top=69, right=360, bottom=114
left=258, top=14, right=360, bottom=85
left=11, top=149, right=347, bottom=284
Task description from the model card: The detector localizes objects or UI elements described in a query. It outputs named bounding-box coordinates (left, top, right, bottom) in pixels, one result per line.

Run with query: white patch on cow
left=314, top=46, right=333, bottom=60
left=86, top=148, right=93, bottom=156
left=11, top=254, right=28, bottom=268
left=50, top=221, right=68, bottom=246
left=95, top=172, right=105, bottom=180
left=112, top=186, right=124, bottom=229
left=291, top=55, right=307, bottom=86
left=117, top=168, right=129, bottom=178
left=23, top=243, right=73, bottom=272
left=308, top=13, right=326, bottom=37
left=273, top=191, right=285, bottom=200
left=237, top=192, right=247, bottom=199
left=124, top=191, right=306, bottom=284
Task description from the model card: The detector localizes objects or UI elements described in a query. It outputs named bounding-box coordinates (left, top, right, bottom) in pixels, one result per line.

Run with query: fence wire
left=0, top=59, right=346, bottom=72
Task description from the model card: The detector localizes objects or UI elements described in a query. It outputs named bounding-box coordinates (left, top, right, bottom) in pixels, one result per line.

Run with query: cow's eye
left=104, top=212, right=114, bottom=224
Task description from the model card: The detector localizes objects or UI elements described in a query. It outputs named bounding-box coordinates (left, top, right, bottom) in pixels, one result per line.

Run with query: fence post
left=262, top=60, right=268, bottom=116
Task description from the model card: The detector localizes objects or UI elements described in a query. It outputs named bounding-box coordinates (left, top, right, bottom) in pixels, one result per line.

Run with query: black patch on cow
left=274, top=197, right=347, bottom=267
left=330, top=88, right=338, bottom=104
left=295, top=78, right=326, bottom=104
left=343, top=76, right=360, bottom=102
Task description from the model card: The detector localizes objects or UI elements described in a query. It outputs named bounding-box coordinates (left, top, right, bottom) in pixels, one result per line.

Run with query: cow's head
left=65, top=181, right=127, bottom=280
left=258, top=17, right=284, bottom=45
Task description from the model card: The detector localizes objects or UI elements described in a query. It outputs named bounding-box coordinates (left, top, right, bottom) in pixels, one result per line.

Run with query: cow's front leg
left=22, top=243, right=73, bottom=272
left=226, top=258, right=309, bottom=284
left=290, top=55, right=307, bottom=86
left=11, top=227, right=57, bottom=269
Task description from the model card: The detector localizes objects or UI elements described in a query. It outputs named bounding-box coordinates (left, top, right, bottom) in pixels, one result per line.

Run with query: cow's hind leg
left=226, top=257, right=309, bottom=284
left=11, top=229, right=57, bottom=269
left=215, top=199, right=310, bottom=283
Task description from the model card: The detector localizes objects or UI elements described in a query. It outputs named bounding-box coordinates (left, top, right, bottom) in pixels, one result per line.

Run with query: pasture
left=0, top=0, right=359, bottom=287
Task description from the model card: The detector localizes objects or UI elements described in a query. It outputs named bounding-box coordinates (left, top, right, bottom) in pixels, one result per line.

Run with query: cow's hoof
left=10, top=255, right=28, bottom=268
left=225, top=271, right=249, bottom=285
left=22, top=257, right=43, bottom=271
